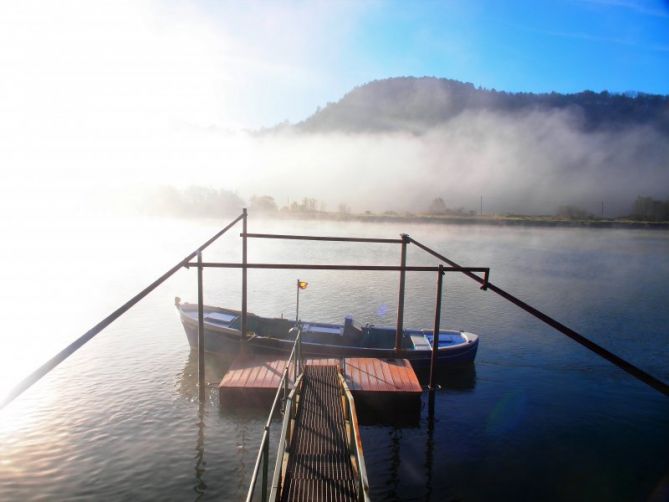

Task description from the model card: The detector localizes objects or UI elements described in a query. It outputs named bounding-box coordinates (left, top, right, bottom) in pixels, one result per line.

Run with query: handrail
left=339, top=372, right=371, bottom=502
left=268, top=375, right=303, bottom=502
left=407, top=236, right=669, bottom=397
left=186, top=262, right=489, bottom=277
left=242, top=232, right=403, bottom=244
left=0, top=212, right=245, bottom=410
left=245, top=328, right=304, bottom=502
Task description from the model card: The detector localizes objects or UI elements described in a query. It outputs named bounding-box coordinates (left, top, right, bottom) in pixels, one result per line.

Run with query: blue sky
left=193, top=0, right=669, bottom=127
left=1, top=0, right=668, bottom=129
left=350, top=0, right=669, bottom=95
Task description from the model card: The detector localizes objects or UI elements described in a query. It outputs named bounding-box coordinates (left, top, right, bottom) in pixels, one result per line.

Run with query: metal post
left=242, top=208, right=248, bottom=341
left=395, top=234, right=409, bottom=351
left=429, top=265, right=444, bottom=391
left=295, top=279, right=300, bottom=323
left=298, top=332, right=302, bottom=375
left=428, top=387, right=436, bottom=418
left=197, top=251, right=205, bottom=402
left=282, top=371, right=288, bottom=412
left=262, top=428, right=269, bottom=502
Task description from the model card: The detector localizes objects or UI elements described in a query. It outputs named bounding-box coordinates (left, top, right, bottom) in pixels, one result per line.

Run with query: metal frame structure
left=0, top=212, right=245, bottom=410
left=2, top=208, right=666, bottom=410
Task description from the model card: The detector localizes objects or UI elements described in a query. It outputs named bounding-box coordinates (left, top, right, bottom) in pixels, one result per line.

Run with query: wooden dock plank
left=219, top=354, right=422, bottom=406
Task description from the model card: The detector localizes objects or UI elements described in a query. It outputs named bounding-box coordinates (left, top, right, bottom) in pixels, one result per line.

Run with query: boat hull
left=177, top=302, right=479, bottom=370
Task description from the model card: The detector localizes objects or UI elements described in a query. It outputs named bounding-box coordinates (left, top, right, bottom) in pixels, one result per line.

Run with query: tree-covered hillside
left=297, top=77, right=669, bottom=134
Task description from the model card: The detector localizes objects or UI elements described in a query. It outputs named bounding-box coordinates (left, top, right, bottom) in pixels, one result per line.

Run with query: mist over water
left=1, top=3, right=667, bottom=220
left=234, top=109, right=668, bottom=216
left=11, top=109, right=665, bottom=221
left=8, top=109, right=668, bottom=221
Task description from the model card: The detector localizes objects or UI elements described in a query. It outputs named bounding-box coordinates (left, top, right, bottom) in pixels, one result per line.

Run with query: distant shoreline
left=249, top=211, right=669, bottom=229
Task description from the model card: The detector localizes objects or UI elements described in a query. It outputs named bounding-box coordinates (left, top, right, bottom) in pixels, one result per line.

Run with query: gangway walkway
left=279, top=365, right=359, bottom=501
left=245, top=331, right=370, bottom=502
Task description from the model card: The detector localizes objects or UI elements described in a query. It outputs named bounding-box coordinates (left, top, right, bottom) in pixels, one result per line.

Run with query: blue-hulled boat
left=175, top=297, right=479, bottom=370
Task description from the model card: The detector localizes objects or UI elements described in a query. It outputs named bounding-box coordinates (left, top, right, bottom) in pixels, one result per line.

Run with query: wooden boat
left=175, top=297, right=479, bottom=369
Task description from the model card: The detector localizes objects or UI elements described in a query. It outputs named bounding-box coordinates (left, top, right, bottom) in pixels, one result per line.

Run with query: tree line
left=148, top=186, right=669, bottom=222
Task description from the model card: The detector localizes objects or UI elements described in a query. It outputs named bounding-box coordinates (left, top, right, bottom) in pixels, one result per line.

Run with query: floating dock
left=219, top=354, right=422, bottom=408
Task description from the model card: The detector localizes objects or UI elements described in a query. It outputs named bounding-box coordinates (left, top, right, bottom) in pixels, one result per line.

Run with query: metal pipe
left=408, top=237, right=669, bottom=398
left=395, top=234, right=409, bottom=351
left=295, top=279, right=300, bottom=323
left=242, top=232, right=402, bottom=244
left=242, top=208, right=248, bottom=341
left=188, top=262, right=489, bottom=273
left=283, top=366, right=288, bottom=411
left=429, top=265, right=444, bottom=391
left=1, top=212, right=245, bottom=410
left=262, top=428, right=269, bottom=502
left=197, top=251, right=205, bottom=402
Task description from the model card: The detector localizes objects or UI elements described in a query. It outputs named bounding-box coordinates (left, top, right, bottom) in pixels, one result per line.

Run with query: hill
left=296, top=77, right=669, bottom=134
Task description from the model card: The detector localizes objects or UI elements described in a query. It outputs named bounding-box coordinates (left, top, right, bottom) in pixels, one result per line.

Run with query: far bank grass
left=262, top=211, right=669, bottom=229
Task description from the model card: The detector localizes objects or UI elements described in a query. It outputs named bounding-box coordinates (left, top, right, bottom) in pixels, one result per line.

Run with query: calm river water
left=0, top=215, right=667, bottom=501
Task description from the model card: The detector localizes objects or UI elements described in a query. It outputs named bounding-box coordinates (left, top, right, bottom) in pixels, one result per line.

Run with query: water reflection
left=413, top=363, right=477, bottom=391
left=177, top=350, right=233, bottom=401
left=425, top=397, right=436, bottom=502
left=194, top=401, right=207, bottom=499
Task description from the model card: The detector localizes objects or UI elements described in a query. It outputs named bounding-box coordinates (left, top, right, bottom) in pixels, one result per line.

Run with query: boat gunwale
left=176, top=302, right=479, bottom=356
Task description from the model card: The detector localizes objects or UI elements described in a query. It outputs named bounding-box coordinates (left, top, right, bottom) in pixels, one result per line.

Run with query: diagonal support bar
left=408, top=237, right=669, bottom=397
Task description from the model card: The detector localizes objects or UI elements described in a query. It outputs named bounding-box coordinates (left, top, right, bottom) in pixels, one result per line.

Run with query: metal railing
left=268, top=373, right=303, bottom=502
left=246, top=327, right=304, bottom=502
left=0, top=211, right=247, bottom=410
left=407, top=236, right=669, bottom=397
left=4, top=208, right=664, bottom=416
left=338, top=372, right=371, bottom=502
left=197, top=227, right=668, bottom=397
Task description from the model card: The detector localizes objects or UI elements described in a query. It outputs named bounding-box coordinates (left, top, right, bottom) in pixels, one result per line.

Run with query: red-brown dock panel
left=342, top=357, right=421, bottom=395
left=219, top=355, right=288, bottom=405
left=219, top=355, right=422, bottom=407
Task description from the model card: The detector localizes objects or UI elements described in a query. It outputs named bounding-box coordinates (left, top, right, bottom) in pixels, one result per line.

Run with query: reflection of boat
left=175, top=298, right=479, bottom=370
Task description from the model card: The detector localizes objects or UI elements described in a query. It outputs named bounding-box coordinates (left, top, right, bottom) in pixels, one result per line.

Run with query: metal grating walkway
left=280, top=365, right=358, bottom=502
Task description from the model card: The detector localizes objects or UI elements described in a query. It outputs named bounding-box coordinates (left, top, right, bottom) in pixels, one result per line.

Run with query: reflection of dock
left=219, top=354, right=422, bottom=409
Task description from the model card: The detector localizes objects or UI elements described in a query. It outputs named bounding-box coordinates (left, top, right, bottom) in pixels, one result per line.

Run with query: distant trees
left=631, top=196, right=669, bottom=221
left=428, top=197, right=447, bottom=214
left=290, top=197, right=320, bottom=213
left=151, top=185, right=244, bottom=217
left=426, top=197, right=472, bottom=216
left=556, top=205, right=593, bottom=220
left=250, top=195, right=278, bottom=213
left=337, top=203, right=351, bottom=214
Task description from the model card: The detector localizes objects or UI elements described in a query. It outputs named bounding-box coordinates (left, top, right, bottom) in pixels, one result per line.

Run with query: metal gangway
left=246, top=328, right=371, bottom=502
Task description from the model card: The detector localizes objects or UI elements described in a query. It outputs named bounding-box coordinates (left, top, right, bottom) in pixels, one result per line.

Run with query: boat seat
left=410, top=334, right=432, bottom=350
